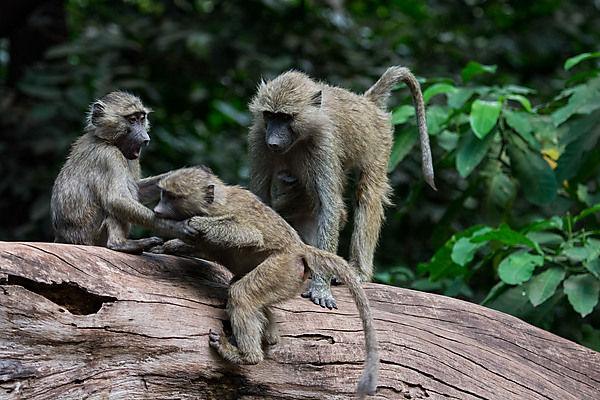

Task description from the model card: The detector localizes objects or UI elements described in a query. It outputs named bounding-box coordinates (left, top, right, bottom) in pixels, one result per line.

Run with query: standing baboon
left=51, top=91, right=196, bottom=253
left=151, top=166, right=379, bottom=397
left=248, top=66, right=435, bottom=309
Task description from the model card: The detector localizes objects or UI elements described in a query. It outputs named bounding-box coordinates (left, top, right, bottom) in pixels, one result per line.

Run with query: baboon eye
left=263, top=111, right=274, bottom=120
left=128, top=117, right=136, bottom=124
left=281, top=113, right=293, bottom=122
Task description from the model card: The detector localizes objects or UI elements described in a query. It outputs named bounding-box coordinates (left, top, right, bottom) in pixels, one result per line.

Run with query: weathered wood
left=0, top=241, right=599, bottom=399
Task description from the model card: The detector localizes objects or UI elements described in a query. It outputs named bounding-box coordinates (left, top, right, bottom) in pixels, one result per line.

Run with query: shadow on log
left=1, top=241, right=599, bottom=399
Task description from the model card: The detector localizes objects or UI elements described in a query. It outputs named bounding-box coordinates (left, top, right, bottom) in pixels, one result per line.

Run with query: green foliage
left=413, top=57, right=600, bottom=349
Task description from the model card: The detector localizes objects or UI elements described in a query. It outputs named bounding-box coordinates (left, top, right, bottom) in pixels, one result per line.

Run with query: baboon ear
left=200, top=165, right=213, bottom=174
left=310, top=90, right=322, bottom=107
left=90, top=101, right=106, bottom=126
left=205, top=184, right=215, bottom=204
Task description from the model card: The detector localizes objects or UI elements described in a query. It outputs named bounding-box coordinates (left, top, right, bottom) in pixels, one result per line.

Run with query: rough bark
left=0, top=241, right=599, bottom=399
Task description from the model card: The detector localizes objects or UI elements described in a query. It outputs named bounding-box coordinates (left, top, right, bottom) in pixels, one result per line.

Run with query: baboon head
left=88, top=91, right=152, bottom=160
left=154, top=166, right=219, bottom=221
left=249, top=71, right=327, bottom=154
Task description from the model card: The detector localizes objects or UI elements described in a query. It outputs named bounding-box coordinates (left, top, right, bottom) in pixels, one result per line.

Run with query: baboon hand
left=181, top=218, right=200, bottom=238
left=301, top=273, right=338, bottom=309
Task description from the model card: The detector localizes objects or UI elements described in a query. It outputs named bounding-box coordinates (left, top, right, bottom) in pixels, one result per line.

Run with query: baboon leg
left=218, top=255, right=301, bottom=364
left=262, top=307, right=280, bottom=345
left=349, top=165, right=392, bottom=281
left=105, top=216, right=162, bottom=254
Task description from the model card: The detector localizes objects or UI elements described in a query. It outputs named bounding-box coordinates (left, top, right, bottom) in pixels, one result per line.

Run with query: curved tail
left=365, top=66, right=436, bottom=190
left=305, top=246, right=379, bottom=397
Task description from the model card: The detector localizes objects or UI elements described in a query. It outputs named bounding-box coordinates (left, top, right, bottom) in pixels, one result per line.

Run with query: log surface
left=1, top=241, right=599, bottom=399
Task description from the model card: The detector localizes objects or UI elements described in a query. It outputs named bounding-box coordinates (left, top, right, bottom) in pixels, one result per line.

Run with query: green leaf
left=423, top=83, right=458, bottom=105
left=391, top=105, right=415, bottom=125
left=388, top=126, right=418, bottom=171
left=473, top=224, right=544, bottom=255
left=552, top=78, right=600, bottom=126
left=574, top=203, right=600, bottom=223
left=470, top=99, right=502, bottom=139
left=564, top=52, right=600, bottom=70
left=499, top=94, right=532, bottom=112
left=498, top=250, right=544, bottom=285
left=585, top=258, right=600, bottom=280
left=426, top=105, right=452, bottom=134
left=562, top=246, right=592, bottom=264
left=522, top=216, right=563, bottom=233
left=419, top=225, right=488, bottom=281
left=555, top=112, right=600, bottom=182
left=507, top=144, right=558, bottom=205
left=563, top=273, right=600, bottom=317
left=461, top=61, right=497, bottom=84
left=527, top=267, right=566, bottom=306
left=450, top=227, right=493, bottom=266
left=447, top=88, right=475, bottom=109
left=456, top=129, right=497, bottom=178
left=503, top=110, right=540, bottom=150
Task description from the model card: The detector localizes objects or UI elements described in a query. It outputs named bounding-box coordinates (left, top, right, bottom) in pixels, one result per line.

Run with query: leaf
left=450, top=227, right=493, bottom=266
left=503, top=110, right=540, bottom=150
left=527, top=268, right=566, bottom=306
left=564, top=52, right=600, bottom=70
left=563, top=273, right=600, bottom=317
left=522, top=216, right=564, bottom=233
left=585, top=258, right=600, bottom=280
left=562, top=246, right=592, bottom=264
left=498, top=250, right=544, bottom=285
left=455, top=129, right=497, bottom=178
left=419, top=225, right=488, bottom=281
left=391, top=105, right=415, bottom=125
left=447, top=88, right=475, bottom=110
left=426, top=105, right=451, bottom=134
left=473, top=224, right=543, bottom=255
left=423, top=83, right=458, bottom=105
left=507, top=144, right=558, bottom=205
left=499, top=94, right=532, bottom=112
left=388, top=126, right=418, bottom=171
left=470, top=99, right=502, bottom=139
left=461, top=61, right=497, bottom=84
left=554, top=112, right=600, bottom=182
left=552, top=78, right=600, bottom=126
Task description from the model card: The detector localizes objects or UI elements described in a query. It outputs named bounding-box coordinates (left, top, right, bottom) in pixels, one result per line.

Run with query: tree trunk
left=1, top=241, right=599, bottom=399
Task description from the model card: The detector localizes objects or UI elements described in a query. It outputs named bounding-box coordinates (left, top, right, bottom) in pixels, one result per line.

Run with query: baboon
left=51, top=91, right=196, bottom=253
left=248, top=66, right=435, bottom=309
left=151, top=166, right=379, bottom=397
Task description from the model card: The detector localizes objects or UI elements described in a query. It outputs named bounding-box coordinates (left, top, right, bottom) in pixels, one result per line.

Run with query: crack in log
left=2, top=275, right=116, bottom=315
left=21, top=243, right=91, bottom=276
left=290, top=334, right=335, bottom=344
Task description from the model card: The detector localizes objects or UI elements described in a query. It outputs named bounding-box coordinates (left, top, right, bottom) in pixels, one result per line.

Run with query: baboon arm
left=105, top=195, right=156, bottom=227
left=188, top=216, right=265, bottom=249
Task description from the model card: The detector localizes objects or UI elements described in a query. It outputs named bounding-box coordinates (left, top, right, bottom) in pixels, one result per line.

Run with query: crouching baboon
left=151, top=166, right=379, bottom=397
left=51, top=91, right=196, bottom=253
left=248, top=66, right=435, bottom=309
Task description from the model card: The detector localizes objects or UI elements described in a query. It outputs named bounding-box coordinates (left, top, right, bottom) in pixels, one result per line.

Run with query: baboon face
left=118, top=111, right=150, bottom=160
left=263, top=111, right=296, bottom=153
left=90, top=91, right=151, bottom=160
left=154, top=167, right=216, bottom=220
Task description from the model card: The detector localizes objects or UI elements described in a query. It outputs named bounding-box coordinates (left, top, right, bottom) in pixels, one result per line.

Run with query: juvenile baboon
left=151, top=166, right=379, bottom=397
left=248, top=66, right=435, bottom=309
left=51, top=91, right=196, bottom=253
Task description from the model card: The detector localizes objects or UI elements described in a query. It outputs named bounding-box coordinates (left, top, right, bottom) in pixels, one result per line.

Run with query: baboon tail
left=365, top=66, right=436, bottom=190
left=306, top=246, right=379, bottom=397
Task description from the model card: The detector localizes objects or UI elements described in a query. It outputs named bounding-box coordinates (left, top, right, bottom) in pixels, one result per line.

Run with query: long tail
left=305, top=246, right=379, bottom=398
left=365, top=66, right=436, bottom=190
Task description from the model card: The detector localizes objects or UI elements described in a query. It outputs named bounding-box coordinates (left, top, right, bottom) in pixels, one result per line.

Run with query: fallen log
left=0, top=241, right=599, bottom=399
